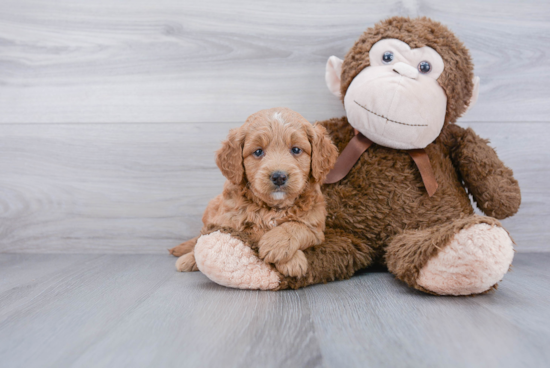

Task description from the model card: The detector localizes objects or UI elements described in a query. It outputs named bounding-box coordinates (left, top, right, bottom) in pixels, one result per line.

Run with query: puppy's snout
left=270, top=171, right=287, bottom=187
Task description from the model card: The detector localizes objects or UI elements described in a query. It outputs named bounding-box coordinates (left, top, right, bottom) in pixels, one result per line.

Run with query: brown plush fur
left=280, top=115, right=519, bottom=290
left=198, top=17, right=521, bottom=294
left=385, top=214, right=507, bottom=292
left=170, top=107, right=338, bottom=277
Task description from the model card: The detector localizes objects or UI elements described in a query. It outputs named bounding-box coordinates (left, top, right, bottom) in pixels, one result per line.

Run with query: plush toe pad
left=417, top=224, right=514, bottom=296
left=194, top=231, right=280, bottom=290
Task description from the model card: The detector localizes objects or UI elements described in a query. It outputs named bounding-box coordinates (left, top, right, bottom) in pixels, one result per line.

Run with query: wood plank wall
left=1, top=0, right=549, bottom=253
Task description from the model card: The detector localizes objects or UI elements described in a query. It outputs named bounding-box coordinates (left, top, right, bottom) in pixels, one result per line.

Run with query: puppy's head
left=216, top=107, right=338, bottom=206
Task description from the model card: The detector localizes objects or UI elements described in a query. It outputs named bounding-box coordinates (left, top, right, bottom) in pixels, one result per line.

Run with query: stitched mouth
left=354, top=100, right=428, bottom=127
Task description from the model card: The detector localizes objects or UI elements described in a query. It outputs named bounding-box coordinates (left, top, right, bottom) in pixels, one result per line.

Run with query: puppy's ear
left=309, top=123, right=338, bottom=183
left=216, top=127, right=245, bottom=185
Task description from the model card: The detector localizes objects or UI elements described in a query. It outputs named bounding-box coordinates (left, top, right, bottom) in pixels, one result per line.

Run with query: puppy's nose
left=270, top=171, right=287, bottom=186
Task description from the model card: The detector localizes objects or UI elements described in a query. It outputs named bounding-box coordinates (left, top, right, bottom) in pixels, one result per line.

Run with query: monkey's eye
left=253, top=149, right=264, bottom=157
left=382, top=51, right=394, bottom=64
left=291, top=147, right=302, bottom=155
left=418, top=61, right=431, bottom=74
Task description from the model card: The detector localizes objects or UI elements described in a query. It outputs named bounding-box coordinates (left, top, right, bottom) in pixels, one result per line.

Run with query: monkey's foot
left=194, top=231, right=280, bottom=290
left=417, top=224, right=514, bottom=295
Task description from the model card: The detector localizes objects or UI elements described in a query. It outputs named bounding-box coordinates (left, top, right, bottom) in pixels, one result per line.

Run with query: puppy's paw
left=169, top=237, right=197, bottom=257
left=275, top=250, right=308, bottom=278
left=258, top=229, right=296, bottom=264
left=176, top=252, right=199, bottom=272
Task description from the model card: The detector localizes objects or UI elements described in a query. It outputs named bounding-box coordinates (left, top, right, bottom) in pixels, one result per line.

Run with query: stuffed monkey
left=185, top=17, right=521, bottom=296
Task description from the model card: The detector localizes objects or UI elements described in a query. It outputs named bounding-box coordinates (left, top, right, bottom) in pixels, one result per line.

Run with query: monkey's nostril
left=270, top=171, right=288, bottom=186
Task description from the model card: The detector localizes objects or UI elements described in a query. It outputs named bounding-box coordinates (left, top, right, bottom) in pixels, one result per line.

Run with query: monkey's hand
left=449, top=125, right=521, bottom=219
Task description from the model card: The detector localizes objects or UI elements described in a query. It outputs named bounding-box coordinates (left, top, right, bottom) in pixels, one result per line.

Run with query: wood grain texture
left=0, top=253, right=549, bottom=368
left=0, top=254, right=323, bottom=368
left=305, top=254, right=550, bottom=368
left=0, top=0, right=549, bottom=124
left=0, top=121, right=548, bottom=253
left=0, top=122, right=232, bottom=253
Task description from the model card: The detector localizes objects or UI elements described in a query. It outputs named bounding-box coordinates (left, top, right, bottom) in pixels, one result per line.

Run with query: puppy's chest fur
left=231, top=199, right=310, bottom=244
left=202, top=182, right=320, bottom=244
left=242, top=207, right=294, bottom=240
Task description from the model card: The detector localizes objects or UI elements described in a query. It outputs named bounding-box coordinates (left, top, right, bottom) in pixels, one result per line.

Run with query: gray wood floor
left=0, top=252, right=549, bottom=368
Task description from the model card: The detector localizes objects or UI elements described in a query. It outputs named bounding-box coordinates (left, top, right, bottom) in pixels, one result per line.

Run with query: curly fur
left=170, top=107, right=338, bottom=277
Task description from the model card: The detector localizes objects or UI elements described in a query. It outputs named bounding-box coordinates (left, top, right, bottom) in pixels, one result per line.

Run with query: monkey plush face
left=326, top=17, right=480, bottom=150
left=343, top=38, right=447, bottom=149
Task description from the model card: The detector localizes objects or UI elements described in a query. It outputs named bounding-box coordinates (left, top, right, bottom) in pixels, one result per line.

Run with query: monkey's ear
left=215, top=127, right=245, bottom=185
left=465, top=76, right=480, bottom=113
left=325, top=56, right=343, bottom=97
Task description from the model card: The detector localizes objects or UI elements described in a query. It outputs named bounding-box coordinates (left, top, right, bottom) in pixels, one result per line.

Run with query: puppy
left=169, top=107, right=338, bottom=278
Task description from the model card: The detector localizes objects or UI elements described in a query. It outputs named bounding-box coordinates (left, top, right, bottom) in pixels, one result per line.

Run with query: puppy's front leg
left=275, top=250, right=308, bottom=278
left=258, top=222, right=320, bottom=277
left=258, top=225, right=298, bottom=265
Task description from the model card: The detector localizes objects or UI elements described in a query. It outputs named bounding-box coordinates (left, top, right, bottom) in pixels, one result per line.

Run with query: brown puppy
left=169, top=107, right=338, bottom=277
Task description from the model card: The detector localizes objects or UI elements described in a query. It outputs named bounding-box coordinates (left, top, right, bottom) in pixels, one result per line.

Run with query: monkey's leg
left=385, top=215, right=514, bottom=296
left=277, top=228, right=376, bottom=289
left=194, top=226, right=377, bottom=290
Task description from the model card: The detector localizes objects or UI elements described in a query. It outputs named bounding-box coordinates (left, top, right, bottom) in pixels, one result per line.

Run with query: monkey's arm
left=447, top=124, right=521, bottom=219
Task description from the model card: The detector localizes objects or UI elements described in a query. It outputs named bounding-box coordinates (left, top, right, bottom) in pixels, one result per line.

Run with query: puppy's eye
left=253, top=149, right=264, bottom=157
left=291, top=147, right=302, bottom=155
left=382, top=51, right=394, bottom=64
